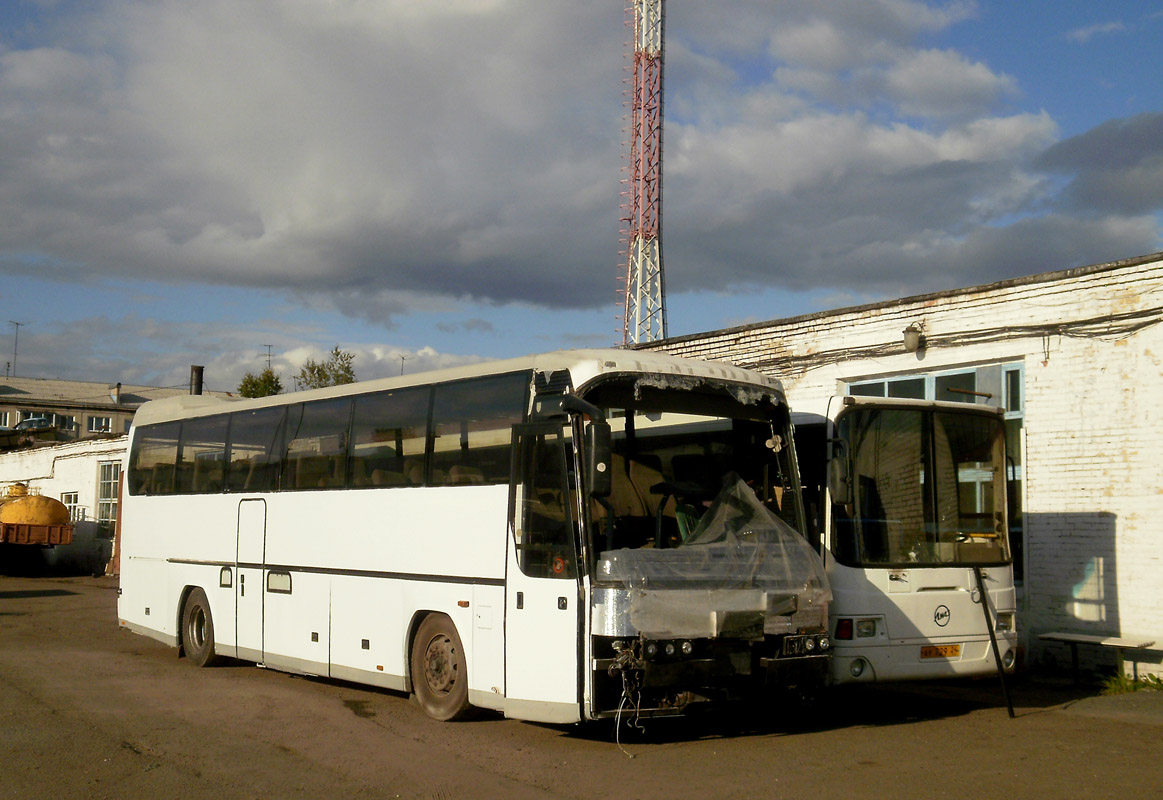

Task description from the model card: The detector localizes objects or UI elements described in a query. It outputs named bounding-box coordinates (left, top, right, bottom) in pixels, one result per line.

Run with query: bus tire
left=181, top=588, right=221, bottom=667
left=410, top=614, right=470, bottom=721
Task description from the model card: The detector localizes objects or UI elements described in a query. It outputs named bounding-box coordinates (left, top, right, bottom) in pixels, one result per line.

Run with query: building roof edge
left=643, top=251, right=1163, bottom=347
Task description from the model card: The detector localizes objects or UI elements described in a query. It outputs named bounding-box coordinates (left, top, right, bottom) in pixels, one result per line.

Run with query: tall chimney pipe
left=190, top=365, right=204, bottom=396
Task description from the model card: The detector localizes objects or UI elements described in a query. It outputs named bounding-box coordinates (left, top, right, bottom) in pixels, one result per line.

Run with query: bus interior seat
left=151, top=464, right=174, bottom=495
left=242, top=456, right=271, bottom=491
left=604, top=453, right=677, bottom=549
left=192, top=460, right=224, bottom=493
left=608, top=453, right=667, bottom=517
left=294, top=455, right=337, bottom=489
left=449, top=465, right=485, bottom=485
left=370, top=468, right=405, bottom=487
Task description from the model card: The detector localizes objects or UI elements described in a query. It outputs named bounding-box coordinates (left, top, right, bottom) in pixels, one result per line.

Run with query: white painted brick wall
left=649, top=254, right=1163, bottom=676
left=0, top=437, right=127, bottom=574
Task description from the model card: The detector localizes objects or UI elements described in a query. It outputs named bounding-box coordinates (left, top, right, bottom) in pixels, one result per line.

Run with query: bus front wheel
left=410, top=614, right=470, bottom=721
left=181, top=588, right=221, bottom=667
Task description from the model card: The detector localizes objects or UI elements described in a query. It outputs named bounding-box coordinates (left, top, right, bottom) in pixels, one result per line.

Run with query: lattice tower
left=618, top=0, right=667, bottom=345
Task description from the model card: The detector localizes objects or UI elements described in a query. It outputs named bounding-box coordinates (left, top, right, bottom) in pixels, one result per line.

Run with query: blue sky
left=1, top=0, right=1161, bottom=392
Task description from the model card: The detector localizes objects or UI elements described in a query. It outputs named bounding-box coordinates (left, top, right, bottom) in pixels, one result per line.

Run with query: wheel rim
left=189, top=606, right=207, bottom=649
left=422, top=633, right=457, bottom=695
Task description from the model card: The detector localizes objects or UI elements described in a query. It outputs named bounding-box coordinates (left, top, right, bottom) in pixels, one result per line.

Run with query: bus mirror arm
left=595, top=495, right=616, bottom=552
left=586, top=422, right=613, bottom=499
left=532, top=394, right=606, bottom=423
left=532, top=392, right=611, bottom=498
left=827, top=438, right=852, bottom=506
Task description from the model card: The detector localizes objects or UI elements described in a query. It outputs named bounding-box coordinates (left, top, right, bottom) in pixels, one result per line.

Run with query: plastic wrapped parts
left=597, top=474, right=830, bottom=639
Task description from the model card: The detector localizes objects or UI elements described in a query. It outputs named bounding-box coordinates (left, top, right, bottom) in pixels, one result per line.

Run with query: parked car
left=14, top=417, right=52, bottom=431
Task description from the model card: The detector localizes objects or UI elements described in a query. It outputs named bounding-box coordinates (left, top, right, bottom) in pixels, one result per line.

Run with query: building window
left=1002, top=364, right=1025, bottom=584
left=0, top=411, right=10, bottom=427
left=54, top=414, right=77, bottom=432
left=97, top=461, right=120, bottom=536
left=848, top=376, right=925, bottom=398
left=88, top=416, right=112, bottom=433
left=61, top=492, right=86, bottom=521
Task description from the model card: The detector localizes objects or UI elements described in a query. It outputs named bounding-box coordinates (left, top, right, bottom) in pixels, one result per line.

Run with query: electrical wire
left=738, top=305, right=1163, bottom=375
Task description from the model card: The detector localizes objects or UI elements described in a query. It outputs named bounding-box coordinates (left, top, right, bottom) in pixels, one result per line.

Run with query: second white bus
left=793, top=396, right=1017, bottom=684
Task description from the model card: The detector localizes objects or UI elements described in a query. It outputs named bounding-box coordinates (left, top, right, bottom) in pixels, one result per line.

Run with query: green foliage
left=237, top=367, right=284, bottom=398
left=294, top=346, right=356, bottom=391
left=1101, top=671, right=1163, bottom=695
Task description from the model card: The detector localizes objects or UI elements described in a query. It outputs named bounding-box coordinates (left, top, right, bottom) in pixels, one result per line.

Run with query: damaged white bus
left=118, top=350, right=830, bottom=724
left=793, top=396, right=1017, bottom=685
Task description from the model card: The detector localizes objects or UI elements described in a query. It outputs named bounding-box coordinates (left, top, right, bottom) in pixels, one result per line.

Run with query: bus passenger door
left=235, top=499, right=266, bottom=663
left=505, top=424, right=582, bottom=724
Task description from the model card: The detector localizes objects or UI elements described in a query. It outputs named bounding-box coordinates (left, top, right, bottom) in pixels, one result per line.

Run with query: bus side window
left=282, top=398, right=353, bottom=490
left=350, top=387, right=430, bottom=488
left=128, top=421, right=180, bottom=496
left=225, top=407, right=287, bottom=493
left=430, top=373, right=528, bottom=485
left=176, top=415, right=229, bottom=494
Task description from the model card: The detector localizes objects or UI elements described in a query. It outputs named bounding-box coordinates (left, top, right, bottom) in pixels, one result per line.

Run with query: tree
left=294, top=346, right=356, bottom=390
left=237, top=367, right=284, bottom=398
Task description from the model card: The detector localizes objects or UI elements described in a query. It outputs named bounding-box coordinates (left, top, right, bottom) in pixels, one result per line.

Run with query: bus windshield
left=832, top=407, right=1009, bottom=567
left=580, top=382, right=805, bottom=567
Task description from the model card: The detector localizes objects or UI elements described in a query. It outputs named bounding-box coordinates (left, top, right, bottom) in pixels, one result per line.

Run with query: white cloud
left=1065, top=21, right=1128, bottom=43
left=880, top=49, right=1018, bottom=117
left=0, top=0, right=1160, bottom=386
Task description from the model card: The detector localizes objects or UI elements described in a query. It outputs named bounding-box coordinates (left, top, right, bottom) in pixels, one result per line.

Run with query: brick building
left=645, top=252, right=1163, bottom=674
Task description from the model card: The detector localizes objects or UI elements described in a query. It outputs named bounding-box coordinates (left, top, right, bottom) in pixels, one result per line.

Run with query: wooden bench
left=1038, top=632, right=1156, bottom=682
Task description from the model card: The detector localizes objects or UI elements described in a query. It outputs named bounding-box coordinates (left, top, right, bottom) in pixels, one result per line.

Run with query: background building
left=0, top=377, right=210, bottom=444
left=0, top=376, right=229, bottom=573
left=0, top=436, right=125, bottom=575
left=645, top=252, right=1163, bottom=676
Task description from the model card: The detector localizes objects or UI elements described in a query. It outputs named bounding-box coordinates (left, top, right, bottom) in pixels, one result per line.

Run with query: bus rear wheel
left=411, top=614, right=470, bottom=721
left=181, top=588, right=221, bottom=667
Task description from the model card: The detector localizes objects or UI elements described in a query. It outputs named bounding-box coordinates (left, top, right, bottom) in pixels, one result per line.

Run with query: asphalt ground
left=2, top=574, right=1161, bottom=800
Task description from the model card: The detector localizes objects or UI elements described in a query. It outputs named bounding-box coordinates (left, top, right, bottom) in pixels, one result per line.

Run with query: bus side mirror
left=586, top=422, right=612, bottom=499
left=827, top=439, right=852, bottom=506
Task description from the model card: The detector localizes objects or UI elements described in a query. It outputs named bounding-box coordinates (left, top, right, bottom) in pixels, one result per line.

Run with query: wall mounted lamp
left=902, top=323, right=925, bottom=353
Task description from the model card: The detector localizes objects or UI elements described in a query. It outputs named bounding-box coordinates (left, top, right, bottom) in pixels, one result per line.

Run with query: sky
left=1, top=0, right=1161, bottom=393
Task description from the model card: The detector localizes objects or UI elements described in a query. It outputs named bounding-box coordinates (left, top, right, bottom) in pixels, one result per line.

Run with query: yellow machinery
left=0, top=483, right=74, bottom=545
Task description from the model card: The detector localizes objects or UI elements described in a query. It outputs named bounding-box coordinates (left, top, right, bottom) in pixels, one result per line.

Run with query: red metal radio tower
left=619, top=0, right=667, bottom=345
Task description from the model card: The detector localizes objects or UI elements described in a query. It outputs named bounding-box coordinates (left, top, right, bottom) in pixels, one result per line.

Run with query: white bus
left=118, top=350, right=831, bottom=724
left=792, top=396, right=1017, bottom=684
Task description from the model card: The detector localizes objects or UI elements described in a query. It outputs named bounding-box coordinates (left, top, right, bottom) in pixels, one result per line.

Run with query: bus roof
left=130, top=349, right=786, bottom=428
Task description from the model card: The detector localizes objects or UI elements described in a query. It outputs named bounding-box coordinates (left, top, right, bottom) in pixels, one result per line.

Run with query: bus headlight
left=850, top=658, right=866, bottom=677
left=1002, top=648, right=1016, bottom=669
left=856, top=618, right=877, bottom=638
left=995, top=613, right=1015, bottom=633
